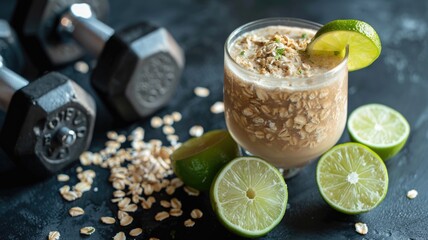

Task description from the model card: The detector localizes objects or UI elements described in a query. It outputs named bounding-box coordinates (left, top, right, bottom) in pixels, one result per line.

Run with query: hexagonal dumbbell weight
left=0, top=20, right=96, bottom=177
left=13, top=1, right=185, bottom=122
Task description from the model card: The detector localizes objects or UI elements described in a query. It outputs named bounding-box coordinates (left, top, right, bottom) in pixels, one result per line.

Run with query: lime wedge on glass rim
left=171, top=129, right=240, bottom=191
left=307, top=19, right=381, bottom=71
left=348, top=103, right=410, bottom=160
left=316, top=143, right=388, bottom=215
left=210, top=157, right=288, bottom=238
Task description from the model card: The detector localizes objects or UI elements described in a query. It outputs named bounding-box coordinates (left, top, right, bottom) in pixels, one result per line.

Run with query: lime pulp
left=210, top=157, right=288, bottom=238
left=316, top=142, right=388, bottom=214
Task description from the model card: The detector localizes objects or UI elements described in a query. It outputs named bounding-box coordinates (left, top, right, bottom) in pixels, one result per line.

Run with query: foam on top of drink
left=229, top=26, right=342, bottom=78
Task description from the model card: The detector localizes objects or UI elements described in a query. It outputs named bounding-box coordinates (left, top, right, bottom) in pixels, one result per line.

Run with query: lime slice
left=307, top=19, right=381, bottom=71
left=348, top=104, right=410, bottom=160
left=210, top=157, right=288, bottom=238
left=171, top=129, right=240, bottom=191
left=316, top=143, right=388, bottom=214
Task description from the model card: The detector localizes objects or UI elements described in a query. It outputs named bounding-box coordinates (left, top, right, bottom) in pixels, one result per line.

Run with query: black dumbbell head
left=92, top=22, right=185, bottom=122
left=0, top=72, right=96, bottom=177
left=11, top=0, right=109, bottom=69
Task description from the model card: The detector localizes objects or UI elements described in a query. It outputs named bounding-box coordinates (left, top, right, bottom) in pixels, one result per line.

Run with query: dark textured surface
left=1, top=0, right=428, bottom=239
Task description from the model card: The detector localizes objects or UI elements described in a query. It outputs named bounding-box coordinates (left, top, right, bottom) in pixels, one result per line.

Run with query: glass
left=223, top=18, right=349, bottom=178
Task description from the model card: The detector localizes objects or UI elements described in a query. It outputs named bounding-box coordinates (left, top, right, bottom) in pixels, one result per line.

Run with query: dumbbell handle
left=0, top=58, right=28, bottom=111
left=59, top=3, right=114, bottom=58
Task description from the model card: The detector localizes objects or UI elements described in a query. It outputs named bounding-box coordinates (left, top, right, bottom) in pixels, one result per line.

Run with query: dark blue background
left=0, top=0, right=427, bottom=239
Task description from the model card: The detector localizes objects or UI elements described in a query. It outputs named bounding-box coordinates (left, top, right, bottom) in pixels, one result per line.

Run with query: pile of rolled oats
left=52, top=125, right=203, bottom=239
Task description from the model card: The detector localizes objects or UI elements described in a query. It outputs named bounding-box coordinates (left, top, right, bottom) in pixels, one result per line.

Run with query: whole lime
left=171, top=129, right=240, bottom=191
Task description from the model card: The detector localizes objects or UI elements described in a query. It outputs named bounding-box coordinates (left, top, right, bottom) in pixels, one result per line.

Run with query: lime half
left=316, top=143, right=388, bottom=214
left=210, top=157, right=288, bottom=238
left=307, top=19, right=381, bottom=71
left=348, top=104, right=410, bottom=160
left=171, top=129, right=240, bottom=191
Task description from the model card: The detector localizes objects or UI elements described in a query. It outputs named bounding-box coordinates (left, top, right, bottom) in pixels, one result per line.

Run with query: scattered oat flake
left=80, top=169, right=96, bottom=181
left=184, top=219, right=195, bottom=227
left=190, top=209, right=203, bottom=219
left=74, top=182, right=91, bottom=192
left=79, top=152, right=92, bottom=165
left=148, top=196, right=157, bottom=203
left=113, top=231, right=126, bottom=240
left=165, top=185, right=176, bottom=195
left=129, top=228, right=143, bottom=237
left=160, top=200, right=171, bottom=208
left=170, top=198, right=182, bottom=209
left=171, top=111, right=182, bottom=122
left=132, top=194, right=140, bottom=203
left=151, top=116, right=163, bottom=128
left=163, top=125, right=175, bottom=135
left=141, top=198, right=153, bottom=209
left=171, top=178, right=184, bottom=188
left=100, top=216, right=116, bottom=224
left=166, top=134, right=179, bottom=143
left=107, top=131, right=118, bottom=140
left=210, top=101, right=224, bottom=114
left=144, top=184, right=154, bottom=195
left=184, top=186, right=200, bottom=196
left=57, top=174, right=70, bottom=182
left=355, top=222, right=368, bottom=235
left=74, top=61, right=89, bottom=73
left=69, top=207, right=85, bottom=217
left=122, top=203, right=138, bottom=212
left=80, top=226, right=95, bottom=235
left=115, top=135, right=125, bottom=144
left=170, top=208, right=183, bottom=217
left=194, top=86, right=210, bottom=97
left=61, top=191, right=79, bottom=201
left=48, top=231, right=60, bottom=240
left=163, top=115, right=174, bottom=125
left=155, top=211, right=170, bottom=221
left=59, top=185, right=70, bottom=194
left=407, top=189, right=418, bottom=199
left=118, top=197, right=131, bottom=208
left=120, top=215, right=133, bottom=226
left=129, top=127, right=145, bottom=141
left=189, top=125, right=204, bottom=137
left=106, top=140, right=120, bottom=149
left=117, top=210, right=128, bottom=220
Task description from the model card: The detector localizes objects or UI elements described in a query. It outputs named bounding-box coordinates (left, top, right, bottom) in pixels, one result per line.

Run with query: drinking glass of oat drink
left=224, top=18, right=349, bottom=177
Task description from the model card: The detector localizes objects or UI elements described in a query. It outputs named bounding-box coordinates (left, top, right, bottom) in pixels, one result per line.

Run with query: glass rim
left=224, top=17, right=349, bottom=88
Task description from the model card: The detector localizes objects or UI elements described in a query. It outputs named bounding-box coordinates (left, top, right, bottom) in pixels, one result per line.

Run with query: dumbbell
left=12, top=0, right=185, bottom=122
left=0, top=20, right=96, bottom=177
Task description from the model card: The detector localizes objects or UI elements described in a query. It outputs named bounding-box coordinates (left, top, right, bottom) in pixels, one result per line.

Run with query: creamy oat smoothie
left=224, top=18, right=348, bottom=169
